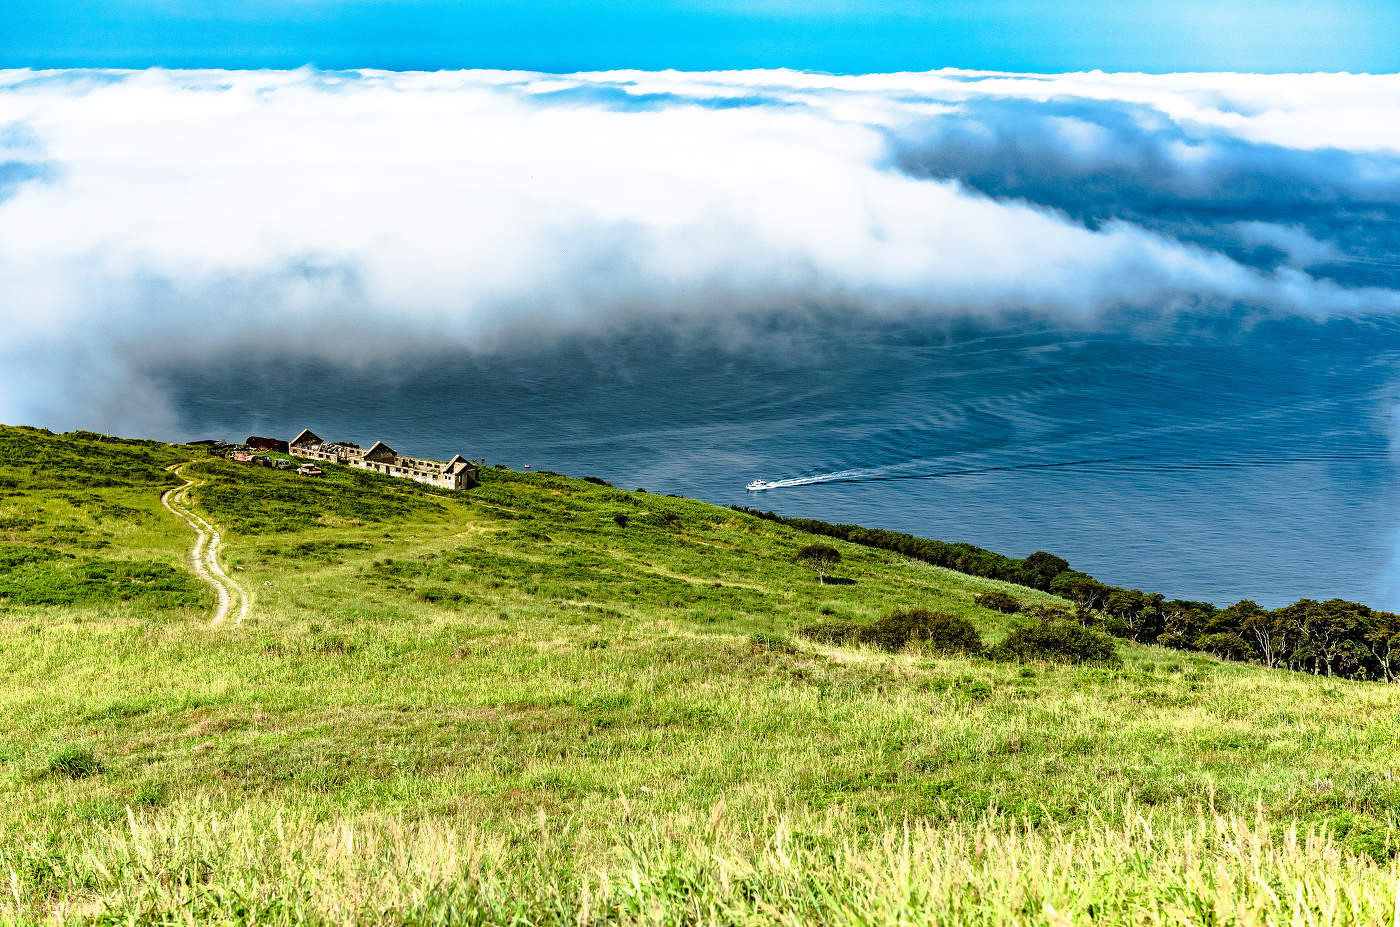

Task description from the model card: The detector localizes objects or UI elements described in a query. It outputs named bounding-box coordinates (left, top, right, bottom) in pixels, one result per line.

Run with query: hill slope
left=1, top=425, right=1398, bottom=925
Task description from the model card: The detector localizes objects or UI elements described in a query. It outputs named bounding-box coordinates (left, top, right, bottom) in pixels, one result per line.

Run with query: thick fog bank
left=2, top=68, right=1400, bottom=431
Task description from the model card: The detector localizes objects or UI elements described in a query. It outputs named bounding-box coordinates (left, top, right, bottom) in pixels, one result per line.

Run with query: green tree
left=1365, top=611, right=1400, bottom=682
left=1241, top=606, right=1289, bottom=669
left=795, top=543, right=841, bottom=585
left=1103, top=588, right=1164, bottom=642
left=1197, top=631, right=1253, bottom=662
left=1157, top=600, right=1207, bottom=650
left=1290, top=599, right=1369, bottom=677
left=1022, top=551, right=1070, bottom=589
left=1049, top=571, right=1110, bottom=611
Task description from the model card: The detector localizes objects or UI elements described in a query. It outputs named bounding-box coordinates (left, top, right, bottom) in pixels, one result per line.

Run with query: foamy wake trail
left=749, top=449, right=1391, bottom=491
left=754, top=468, right=878, bottom=489
left=749, top=457, right=1122, bottom=489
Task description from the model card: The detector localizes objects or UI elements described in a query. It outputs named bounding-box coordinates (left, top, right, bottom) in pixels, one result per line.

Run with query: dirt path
left=161, top=463, right=248, bottom=626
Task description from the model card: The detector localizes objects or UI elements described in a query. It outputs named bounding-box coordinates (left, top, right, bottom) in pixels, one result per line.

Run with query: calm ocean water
left=163, top=311, right=1400, bottom=610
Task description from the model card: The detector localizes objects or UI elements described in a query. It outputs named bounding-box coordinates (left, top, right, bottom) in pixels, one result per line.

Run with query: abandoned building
left=247, top=435, right=290, bottom=453
left=288, top=430, right=358, bottom=465
left=289, top=429, right=479, bottom=490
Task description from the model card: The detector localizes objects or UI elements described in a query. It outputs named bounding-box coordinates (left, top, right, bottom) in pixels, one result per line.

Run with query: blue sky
left=2, top=0, right=1398, bottom=73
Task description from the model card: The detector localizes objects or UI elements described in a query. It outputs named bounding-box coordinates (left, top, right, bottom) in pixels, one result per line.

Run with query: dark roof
left=290, top=428, right=322, bottom=447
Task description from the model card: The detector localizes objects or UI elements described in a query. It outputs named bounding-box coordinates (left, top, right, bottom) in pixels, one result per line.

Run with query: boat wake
left=746, top=468, right=880, bottom=491
left=745, top=450, right=1390, bottom=492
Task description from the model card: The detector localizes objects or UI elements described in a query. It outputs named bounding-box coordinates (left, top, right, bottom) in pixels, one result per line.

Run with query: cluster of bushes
left=974, top=590, right=1023, bottom=613
left=0, top=425, right=185, bottom=490
left=0, top=544, right=206, bottom=609
left=801, top=608, right=985, bottom=654
left=798, top=607, right=1119, bottom=666
left=739, top=505, right=1400, bottom=682
left=1049, top=578, right=1400, bottom=680
left=260, top=539, right=373, bottom=561
left=992, top=620, right=1121, bottom=667
left=734, top=506, right=1067, bottom=590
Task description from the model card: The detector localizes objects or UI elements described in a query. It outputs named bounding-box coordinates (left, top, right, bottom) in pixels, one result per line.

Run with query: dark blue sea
left=162, top=311, right=1400, bottom=611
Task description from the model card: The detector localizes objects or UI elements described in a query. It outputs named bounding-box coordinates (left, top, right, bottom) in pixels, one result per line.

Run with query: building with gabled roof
left=290, top=428, right=323, bottom=450
left=363, top=440, right=397, bottom=463
left=287, top=429, right=478, bottom=490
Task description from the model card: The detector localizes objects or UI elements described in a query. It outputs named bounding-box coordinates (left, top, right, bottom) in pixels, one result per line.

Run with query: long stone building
left=289, top=429, right=479, bottom=490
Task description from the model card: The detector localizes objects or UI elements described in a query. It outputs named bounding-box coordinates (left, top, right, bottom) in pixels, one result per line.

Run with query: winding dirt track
left=161, top=463, right=248, bottom=626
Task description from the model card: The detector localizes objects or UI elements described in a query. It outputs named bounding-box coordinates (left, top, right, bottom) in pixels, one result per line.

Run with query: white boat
left=746, top=479, right=773, bottom=491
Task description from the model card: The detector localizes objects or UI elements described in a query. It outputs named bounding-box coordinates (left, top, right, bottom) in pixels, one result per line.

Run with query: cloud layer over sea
left=2, top=67, right=1400, bottom=431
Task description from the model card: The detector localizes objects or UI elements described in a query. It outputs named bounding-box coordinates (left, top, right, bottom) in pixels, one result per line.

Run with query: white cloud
left=1235, top=222, right=1345, bottom=268
left=1, top=67, right=1398, bottom=433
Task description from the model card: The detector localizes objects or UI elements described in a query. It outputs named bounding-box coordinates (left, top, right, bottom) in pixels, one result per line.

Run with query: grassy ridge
left=1, top=424, right=1398, bottom=924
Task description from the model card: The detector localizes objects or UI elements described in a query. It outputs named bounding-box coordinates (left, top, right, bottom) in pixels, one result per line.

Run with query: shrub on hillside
left=991, top=620, right=1121, bottom=667
left=1024, top=603, right=1075, bottom=622
left=748, top=631, right=799, bottom=655
left=974, top=591, right=1022, bottom=614
left=729, top=505, right=1072, bottom=591
left=416, top=586, right=470, bottom=606
left=0, top=552, right=206, bottom=610
left=48, top=745, right=101, bottom=779
left=1156, top=629, right=1190, bottom=650
left=907, top=610, right=985, bottom=655
left=0, top=543, right=73, bottom=572
left=1329, top=811, right=1400, bottom=864
left=800, top=608, right=984, bottom=655
left=0, top=426, right=185, bottom=490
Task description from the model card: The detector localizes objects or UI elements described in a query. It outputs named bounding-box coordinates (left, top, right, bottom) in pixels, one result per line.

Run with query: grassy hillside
left=1, top=424, right=1398, bottom=925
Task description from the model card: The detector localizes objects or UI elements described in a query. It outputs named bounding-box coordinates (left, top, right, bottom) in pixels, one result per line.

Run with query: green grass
left=1, top=423, right=1399, bottom=924
left=0, top=545, right=206, bottom=609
